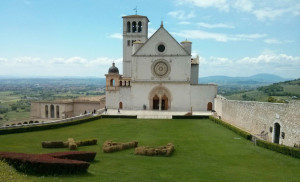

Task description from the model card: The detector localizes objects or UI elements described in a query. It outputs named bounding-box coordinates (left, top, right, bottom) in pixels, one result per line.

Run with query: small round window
left=157, top=44, right=165, bottom=52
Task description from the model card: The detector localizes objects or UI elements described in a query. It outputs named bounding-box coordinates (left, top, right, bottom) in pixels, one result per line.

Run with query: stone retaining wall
left=215, top=95, right=300, bottom=147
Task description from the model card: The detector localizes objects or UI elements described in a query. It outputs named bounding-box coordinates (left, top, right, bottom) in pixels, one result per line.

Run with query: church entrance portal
left=149, top=86, right=172, bottom=111
left=161, top=95, right=168, bottom=110
left=274, top=123, right=281, bottom=144
left=153, top=95, right=159, bottom=110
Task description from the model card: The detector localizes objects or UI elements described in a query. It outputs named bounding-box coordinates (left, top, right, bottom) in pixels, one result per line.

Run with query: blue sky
left=0, top=0, right=299, bottom=78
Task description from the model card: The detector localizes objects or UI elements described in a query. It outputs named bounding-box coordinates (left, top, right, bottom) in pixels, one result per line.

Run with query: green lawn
left=0, top=118, right=300, bottom=182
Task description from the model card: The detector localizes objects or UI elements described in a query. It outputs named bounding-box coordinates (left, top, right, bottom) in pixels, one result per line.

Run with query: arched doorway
left=273, top=123, right=281, bottom=144
left=149, top=86, right=172, bottom=111
left=45, top=105, right=49, bottom=118
left=153, top=95, right=159, bottom=110
left=161, top=95, right=168, bottom=110
left=50, top=105, right=54, bottom=118
left=207, top=102, right=213, bottom=111
left=56, top=105, right=60, bottom=118
left=119, top=102, right=123, bottom=109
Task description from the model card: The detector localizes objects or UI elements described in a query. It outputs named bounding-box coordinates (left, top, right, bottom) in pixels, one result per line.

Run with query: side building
left=30, top=96, right=105, bottom=120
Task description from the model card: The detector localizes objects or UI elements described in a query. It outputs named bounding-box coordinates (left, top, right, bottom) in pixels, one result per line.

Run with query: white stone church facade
left=105, top=15, right=217, bottom=111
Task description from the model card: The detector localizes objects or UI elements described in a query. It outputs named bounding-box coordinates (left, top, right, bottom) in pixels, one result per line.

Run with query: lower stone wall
left=215, top=96, right=300, bottom=147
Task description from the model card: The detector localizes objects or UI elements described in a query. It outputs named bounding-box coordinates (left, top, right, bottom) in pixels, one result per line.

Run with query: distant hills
left=199, top=73, right=289, bottom=86
left=225, top=78, right=300, bottom=102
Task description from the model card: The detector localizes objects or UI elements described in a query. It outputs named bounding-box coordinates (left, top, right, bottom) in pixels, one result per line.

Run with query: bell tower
left=122, top=15, right=149, bottom=77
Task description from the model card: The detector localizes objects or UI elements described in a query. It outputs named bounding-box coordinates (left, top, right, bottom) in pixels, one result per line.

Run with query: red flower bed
left=0, top=151, right=96, bottom=175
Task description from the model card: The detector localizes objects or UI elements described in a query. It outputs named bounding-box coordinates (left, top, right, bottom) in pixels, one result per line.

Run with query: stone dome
left=108, top=62, right=119, bottom=74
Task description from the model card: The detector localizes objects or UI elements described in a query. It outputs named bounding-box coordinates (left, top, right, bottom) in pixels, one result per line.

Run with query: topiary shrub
left=48, top=151, right=97, bottom=162
left=102, top=140, right=138, bottom=153
left=77, top=139, right=97, bottom=146
left=0, top=151, right=95, bottom=175
left=41, top=141, right=66, bottom=148
left=134, top=143, right=174, bottom=157
left=68, top=138, right=77, bottom=150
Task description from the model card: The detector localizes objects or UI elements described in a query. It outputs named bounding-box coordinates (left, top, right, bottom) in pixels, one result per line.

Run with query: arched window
left=132, top=21, right=137, bottom=33
left=127, top=21, right=131, bottom=32
left=124, top=81, right=127, bottom=86
left=138, top=21, right=142, bottom=32
left=50, top=105, right=55, bottom=118
left=56, top=105, right=60, bottom=118
left=120, top=81, right=122, bottom=86
left=110, top=79, right=115, bottom=86
left=45, top=105, right=49, bottom=118
left=128, top=81, right=130, bottom=86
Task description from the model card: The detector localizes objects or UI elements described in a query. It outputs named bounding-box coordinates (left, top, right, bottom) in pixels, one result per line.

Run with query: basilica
left=105, top=14, right=217, bottom=111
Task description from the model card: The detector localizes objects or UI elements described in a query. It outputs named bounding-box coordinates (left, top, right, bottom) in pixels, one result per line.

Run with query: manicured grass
left=0, top=118, right=300, bottom=182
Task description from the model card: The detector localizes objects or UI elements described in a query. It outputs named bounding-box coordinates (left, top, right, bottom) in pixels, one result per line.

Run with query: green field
left=0, top=118, right=300, bottom=182
left=225, top=78, right=300, bottom=102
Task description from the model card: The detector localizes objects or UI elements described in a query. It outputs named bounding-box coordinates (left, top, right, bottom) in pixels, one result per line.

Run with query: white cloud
left=199, top=53, right=300, bottom=78
left=178, top=0, right=229, bottom=12
left=197, top=22, right=234, bottom=29
left=253, top=8, right=288, bottom=21
left=168, top=10, right=195, bottom=20
left=148, top=28, right=157, bottom=38
left=264, top=39, right=282, bottom=44
left=172, top=30, right=266, bottom=42
left=233, top=0, right=253, bottom=12
left=176, top=0, right=300, bottom=21
left=108, top=33, right=122, bottom=39
left=179, top=21, right=191, bottom=25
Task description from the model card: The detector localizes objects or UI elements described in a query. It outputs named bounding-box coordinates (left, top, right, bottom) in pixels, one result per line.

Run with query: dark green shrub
left=0, top=115, right=102, bottom=135
left=209, top=116, right=252, bottom=140
left=101, top=115, right=137, bottom=119
left=173, top=115, right=209, bottom=119
left=256, top=140, right=300, bottom=159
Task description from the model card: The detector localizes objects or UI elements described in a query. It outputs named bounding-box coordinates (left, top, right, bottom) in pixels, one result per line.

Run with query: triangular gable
left=133, top=26, right=190, bottom=56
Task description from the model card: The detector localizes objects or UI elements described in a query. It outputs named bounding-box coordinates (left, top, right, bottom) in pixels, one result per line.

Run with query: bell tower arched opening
left=138, top=21, right=142, bottom=32
left=127, top=21, right=131, bottom=32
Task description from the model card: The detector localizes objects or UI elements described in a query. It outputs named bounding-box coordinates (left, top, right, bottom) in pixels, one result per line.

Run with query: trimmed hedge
left=172, top=115, right=209, bottom=119
left=42, top=138, right=98, bottom=150
left=77, top=138, right=98, bottom=146
left=102, top=140, right=138, bottom=153
left=209, top=116, right=252, bottom=140
left=256, top=139, right=300, bottom=159
left=134, top=143, right=174, bottom=157
left=41, top=141, right=66, bottom=148
left=101, top=115, right=137, bottom=119
left=0, top=115, right=102, bottom=135
left=0, top=151, right=95, bottom=174
left=48, top=151, right=97, bottom=162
